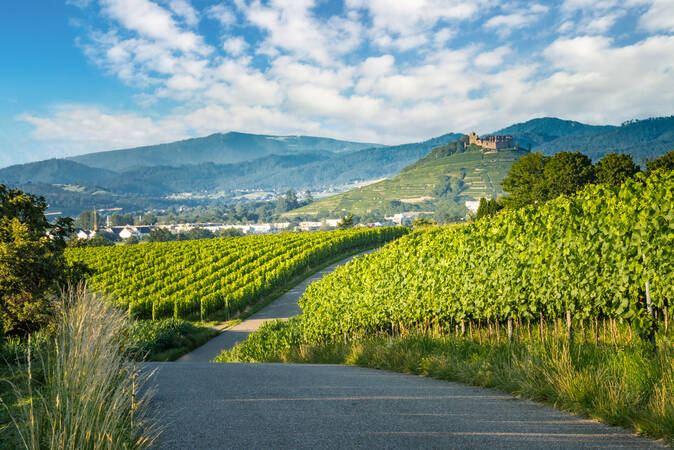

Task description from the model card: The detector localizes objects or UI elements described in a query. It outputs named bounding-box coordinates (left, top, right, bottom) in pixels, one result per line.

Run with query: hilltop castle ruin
left=468, top=132, right=513, bottom=151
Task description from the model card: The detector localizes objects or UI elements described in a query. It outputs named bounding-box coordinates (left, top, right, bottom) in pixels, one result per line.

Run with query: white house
left=299, top=221, right=322, bottom=231
left=119, top=226, right=152, bottom=239
left=250, top=224, right=273, bottom=234
left=75, top=229, right=96, bottom=240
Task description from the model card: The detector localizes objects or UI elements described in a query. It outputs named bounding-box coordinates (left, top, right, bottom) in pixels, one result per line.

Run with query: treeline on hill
left=475, top=149, right=673, bottom=219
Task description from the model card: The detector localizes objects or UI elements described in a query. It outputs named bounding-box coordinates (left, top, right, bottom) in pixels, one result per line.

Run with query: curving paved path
left=148, top=250, right=663, bottom=449
left=177, top=250, right=377, bottom=363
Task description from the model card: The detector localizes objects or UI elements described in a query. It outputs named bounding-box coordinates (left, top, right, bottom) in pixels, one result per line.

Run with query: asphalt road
left=146, top=362, right=663, bottom=449
left=150, top=250, right=662, bottom=449
left=177, top=250, right=376, bottom=363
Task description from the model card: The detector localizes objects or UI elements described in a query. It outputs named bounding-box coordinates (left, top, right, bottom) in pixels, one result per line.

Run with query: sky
left=1, top=0, right=673, bottom=167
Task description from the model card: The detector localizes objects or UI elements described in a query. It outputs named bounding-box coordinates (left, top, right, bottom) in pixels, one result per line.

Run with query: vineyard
left=296, top=170, right=673, bottom=343
left=65, top=227, right=407, bottom=320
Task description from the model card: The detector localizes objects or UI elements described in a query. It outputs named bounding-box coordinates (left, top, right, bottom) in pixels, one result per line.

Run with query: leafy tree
left=275, top=190, right=300, bottom=214
left=74, top=210, right=102, bottom=229
left=146, top=228, right=174, bottom=242
left=138, top=213, right=157, bottom=225
left=594, top=152, right=640, bottom=187
left=124, top=235, right=140, bottom=245
left=178, top=227, right=215, bottom=241
left=88, top=234, right=116, bottom=247
left=304, top=190, right=314, bottom=205
left=338, top=213, right=354, bottom=229
left=475, top=197, right=503, bottom=220
left=646, top=150, right=674, bottom=174
left=0, top=185, right=78, bottom=338
left=217, top=228, right=244, bottom=238
left=109, top=213, right=134, bottom=226
left=412, top=217, right=436, bottom=228
left=500, top=152, right=548, bottom=208
left=537, top=151, right=595, bottom=200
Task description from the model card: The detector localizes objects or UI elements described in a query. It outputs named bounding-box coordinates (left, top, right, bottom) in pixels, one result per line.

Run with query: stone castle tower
left=468, top=132, right=513, bottom=151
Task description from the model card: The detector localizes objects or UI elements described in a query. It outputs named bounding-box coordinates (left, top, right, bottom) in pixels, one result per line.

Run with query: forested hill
left=532, top=116, right=674, bottom=161
left=68, top=132, right=385, bottom=171
left=493, top=117, right=616, bottom=149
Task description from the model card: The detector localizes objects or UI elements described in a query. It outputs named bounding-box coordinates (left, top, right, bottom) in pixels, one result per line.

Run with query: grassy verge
left=217, top=319, right=673, bottom=445
left=127, top=319, right=220, bottom=362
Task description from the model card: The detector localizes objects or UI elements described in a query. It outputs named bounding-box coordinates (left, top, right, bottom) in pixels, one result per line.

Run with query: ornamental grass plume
left=3, top=284, right=158, bottom=449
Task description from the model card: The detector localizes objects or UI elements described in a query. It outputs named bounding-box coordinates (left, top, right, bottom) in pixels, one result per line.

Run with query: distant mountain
left=266, top=133, right=464, bottom=190
left=532, top=116, right=674, bottom=162
left=486, top=118, right=615, bottom=150
left=288, top=137, right=528, bottom=219
left=495, top=117, right=615, bottom=139
left=0, top=159, right=116, bottom=185
left=68, top=132, right=384, bottom=171
left=5, top=116, right=673, bottom=217
left=0, top=133, right=461, bottom=214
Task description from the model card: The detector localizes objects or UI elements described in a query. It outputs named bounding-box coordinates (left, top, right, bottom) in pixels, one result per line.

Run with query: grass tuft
left=1, top=285, right=159, bottom=449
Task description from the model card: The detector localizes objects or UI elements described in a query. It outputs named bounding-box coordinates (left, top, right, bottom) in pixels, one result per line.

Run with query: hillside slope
left=0, top=159, right=117, bottom=185
left=493, top=117, right=616, bottom=149
left=289, top=138, right=527, bottom=218
left=533, top=116, right=674, bottom=162
left=68, top=132, right=384, bottom=171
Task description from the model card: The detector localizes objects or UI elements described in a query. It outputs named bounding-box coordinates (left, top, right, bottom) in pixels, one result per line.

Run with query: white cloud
left=484, top=4, right=548, bottom=34
left=222, top=36, right=247, bottom=55
left=14, top=0, right=674, bottom=163
left=347, top=0, right=487, bottom=50
left=206, top=3, right=236, bottom=26
left=637, top=0, right=674, bottom=32
left=167, top=0, right=200, bottom=27
left=17, top=106, right=189, bottom=152
left=474, top=46, right=511, bottom=69
left=100, top=0, right=210, bottom=55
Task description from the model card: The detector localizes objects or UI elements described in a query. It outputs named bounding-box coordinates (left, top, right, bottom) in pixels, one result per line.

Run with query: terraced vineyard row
left=298, top=171, right=674, bottom=342
left=66, top=227, right=408, bottom=320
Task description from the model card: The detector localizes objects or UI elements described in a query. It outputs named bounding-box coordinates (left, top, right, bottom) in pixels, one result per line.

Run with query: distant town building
left=119, top=226, right=152, bottom=240
left=468, top=132, right=513, bottom=151
left=75, top=229, right=96, bottom=240
left=299, top=221, right=322, bottom=231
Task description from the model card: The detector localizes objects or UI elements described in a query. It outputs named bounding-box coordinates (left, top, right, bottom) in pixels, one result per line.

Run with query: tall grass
left=2, top=286, right=158, bottom=449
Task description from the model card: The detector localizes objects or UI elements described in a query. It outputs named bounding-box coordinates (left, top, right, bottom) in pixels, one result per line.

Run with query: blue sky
left=1, top=0, right=673, bottom=167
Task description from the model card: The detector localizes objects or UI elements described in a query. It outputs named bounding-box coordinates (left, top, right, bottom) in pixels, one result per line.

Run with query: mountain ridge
left=67, top=131, right=386, bottom=171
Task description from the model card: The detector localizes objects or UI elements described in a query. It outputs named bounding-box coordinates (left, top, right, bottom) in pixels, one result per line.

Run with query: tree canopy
left=594, top=152, right=640, bottom=186
left=0, top=185, right=78, bottom=338
left=646, top=149, right=674, bottom=174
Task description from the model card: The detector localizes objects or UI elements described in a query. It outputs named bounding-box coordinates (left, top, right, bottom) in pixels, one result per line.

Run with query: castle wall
left=468, top=132, right=513, bottom=150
